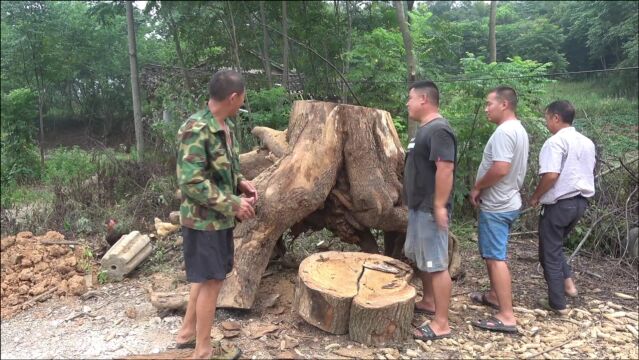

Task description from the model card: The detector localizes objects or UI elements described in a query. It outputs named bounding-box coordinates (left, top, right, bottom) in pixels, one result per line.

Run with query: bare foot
left=493, top=312, right=516, bottom=327
left=428, top=319, right=451, bottom=336
left=415, top=300, right=435, bottom=313
left=190, top=348, right=212, bottom=359
left=175, top=330, right=195, bottom=344
left=565, top=278, right=578, bottom=297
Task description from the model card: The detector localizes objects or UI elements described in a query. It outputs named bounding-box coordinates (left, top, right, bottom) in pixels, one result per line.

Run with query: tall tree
left=282, top=1, right=289, bottom=89
left=126, top=2, right=143, bottom=161
left=341, top=1, right=353, bottom=103
left=488, top=0, right=497, bottom=63
left=393, top=0, right=417, bottom=137
left=259, top=1, right=272, bottom=88
left=165, top=5, right=192, bottom=91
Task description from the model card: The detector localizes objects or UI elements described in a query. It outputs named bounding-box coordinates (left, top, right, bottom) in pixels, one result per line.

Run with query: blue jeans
left=478, top=210, right=520, bottom=261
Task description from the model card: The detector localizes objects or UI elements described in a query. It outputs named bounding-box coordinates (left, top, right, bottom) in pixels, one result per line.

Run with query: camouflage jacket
left=176, top=109, right=245, bottom=231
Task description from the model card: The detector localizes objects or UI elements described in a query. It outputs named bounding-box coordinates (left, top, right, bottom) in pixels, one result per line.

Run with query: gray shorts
left=182, top=227, right=234, bottom=283
left=404, top=209, right=449, bottom=273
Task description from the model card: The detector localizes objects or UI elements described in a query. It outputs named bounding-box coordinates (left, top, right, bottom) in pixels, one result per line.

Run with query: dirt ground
left=1, top=233, right=638, bottom=359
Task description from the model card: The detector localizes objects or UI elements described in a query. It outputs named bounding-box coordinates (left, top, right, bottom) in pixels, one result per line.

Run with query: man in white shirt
left=530, top=100, right=596, bottom=314
left=469, top=86, right=529, bottom=333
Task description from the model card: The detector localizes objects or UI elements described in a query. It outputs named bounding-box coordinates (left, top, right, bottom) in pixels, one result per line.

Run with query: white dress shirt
left=538, top=127, right=596, bottom=204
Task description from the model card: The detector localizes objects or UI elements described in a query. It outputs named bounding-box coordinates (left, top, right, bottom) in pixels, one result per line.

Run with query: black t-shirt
left=403, top=118, right=457, bottom=212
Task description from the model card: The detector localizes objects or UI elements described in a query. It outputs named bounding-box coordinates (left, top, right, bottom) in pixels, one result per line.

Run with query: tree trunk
left=393, top=0, right=418, bottom=139
left=282, top=1, right=289, bottom=89
left=126, top=2, right=144, bottom=161
left=38, top=90, right=45, bottom=168
left=259, top=1, right=272, bottom=88
left=488, top=0, right=497, bottom=63
left=293, top=251, right=415, bottom=345
left=341, top=1, right=353, bottom=103
left=167, top=9, right=192, bottom=91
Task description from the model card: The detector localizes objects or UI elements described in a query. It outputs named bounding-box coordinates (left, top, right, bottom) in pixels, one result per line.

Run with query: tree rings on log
left=293, top=251, right=416, bottom=345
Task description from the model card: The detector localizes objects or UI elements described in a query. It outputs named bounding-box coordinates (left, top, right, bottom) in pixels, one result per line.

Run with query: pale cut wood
left=149, top=291, right=189, bottom=311
left=294, top=251, right=415, bottom=345
left=349, top=258, right=416, bottom=345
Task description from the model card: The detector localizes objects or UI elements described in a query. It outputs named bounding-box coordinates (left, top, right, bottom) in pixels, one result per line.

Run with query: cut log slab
left=294, top=251, right=415, bottom=345
left=149, top=291, right=189, bottom=311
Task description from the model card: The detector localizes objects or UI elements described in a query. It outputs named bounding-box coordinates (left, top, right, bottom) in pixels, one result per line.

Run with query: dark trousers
left=538, top=196, right=588, bottom=310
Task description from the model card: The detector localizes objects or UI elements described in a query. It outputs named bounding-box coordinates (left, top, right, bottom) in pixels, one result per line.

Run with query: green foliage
left=44, top=146, right=97, bottom=186
left=440, top=55, right=553, bottom=213
left=347, top=28, right=406, bottom=114
left=98, top=270, right=109, bottom=284
left=246, top=87, right=292, bottom=130
left=1, top=88, right=41, bottom=189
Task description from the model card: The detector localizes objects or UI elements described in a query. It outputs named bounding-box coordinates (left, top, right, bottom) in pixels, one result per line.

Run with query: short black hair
left=490, top=86, right=518, bottom=110
left=545, top=100, right=575, bottom=125
left=409, top=80, right=439, bottom=106
left=208, top=70, right=245, bottom=101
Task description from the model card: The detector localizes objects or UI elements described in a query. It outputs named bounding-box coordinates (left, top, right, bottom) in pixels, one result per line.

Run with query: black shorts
left=182, top=227, right=234, bottom=282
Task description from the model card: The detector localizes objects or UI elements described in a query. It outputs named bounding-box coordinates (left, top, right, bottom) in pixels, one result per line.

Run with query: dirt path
left=1, top=239, right=638, bottom=359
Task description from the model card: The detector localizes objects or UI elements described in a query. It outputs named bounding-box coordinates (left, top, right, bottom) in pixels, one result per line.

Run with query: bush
left=246, top=87, right=292, bottom=130
left=1, top=88, right=41, bottom=189
left=440, top=55, right=553, bottom=214
left=44, top=146, right=98, bottom=186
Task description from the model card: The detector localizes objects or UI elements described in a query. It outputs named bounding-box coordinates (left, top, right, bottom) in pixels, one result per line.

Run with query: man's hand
left=238, top=180, right=258, bottom=204
left=433, top=206, right=449, bottom=231
left=234, top=197, right=255, bottom=221
left=469, top=187, right=481, bottom=208
left=528, top=196, right=540, bottom=208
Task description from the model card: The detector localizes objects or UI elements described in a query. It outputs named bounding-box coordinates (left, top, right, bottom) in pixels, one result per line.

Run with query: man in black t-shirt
left=404, top=80, right=457, bottom=341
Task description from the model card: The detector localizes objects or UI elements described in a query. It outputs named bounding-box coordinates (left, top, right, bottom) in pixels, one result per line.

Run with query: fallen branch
left=510, top=231, right=538, bottom=237
left=584, top=270, right=603, bottom=279
left=568, top=215, right=608, bottom=263
left=596, top=156, right=639, bottom=179
left=39, top=240, right=81, bottom=245
left=524, top=334, right=580, bottom=359
left=19, top=287, right=57, bottom=309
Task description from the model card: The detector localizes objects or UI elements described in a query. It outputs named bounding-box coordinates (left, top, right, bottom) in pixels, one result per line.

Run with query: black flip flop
left=172, top=337, right=196, bottom=349
left=414, top=324, right=452, bottom=341
left=469, top=291, right=500, bottom=310
left=472, top=316, right=518, bottom=333
left=414, top=305, right=435, bottom=315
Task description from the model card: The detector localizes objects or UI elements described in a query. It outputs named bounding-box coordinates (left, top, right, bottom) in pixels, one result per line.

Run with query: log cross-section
left=293, top=251, right=416, bottom=345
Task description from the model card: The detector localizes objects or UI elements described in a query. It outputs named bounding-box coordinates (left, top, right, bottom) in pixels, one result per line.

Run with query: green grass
left=5, top=184, right=55, bottom=206
left=541, top=80, right=638, bottom=159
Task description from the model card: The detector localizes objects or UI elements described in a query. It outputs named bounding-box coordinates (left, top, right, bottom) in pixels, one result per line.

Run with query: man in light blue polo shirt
left=469, top=86, right=529, bottom=333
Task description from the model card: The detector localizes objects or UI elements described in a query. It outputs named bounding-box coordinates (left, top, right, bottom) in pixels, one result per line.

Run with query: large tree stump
left=218, top=101, right=408, bottom=309
left=294, top=251, right=415, bottom=345
left=217, top=100, right=462, bottom=309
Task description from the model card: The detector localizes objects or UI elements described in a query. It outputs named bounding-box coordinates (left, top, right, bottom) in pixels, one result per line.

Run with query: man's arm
left=529, top=172, right=560, bottom=206
left=474, top=161, right=511, bottom=190
left=469, top=161, right=511, bottom=207
left=433, top=160, right=454, bottom=229
left=178, top=126, right=241, bottom=216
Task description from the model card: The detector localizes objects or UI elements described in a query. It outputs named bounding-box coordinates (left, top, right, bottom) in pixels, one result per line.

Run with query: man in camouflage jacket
left=174, top=70, right=256, bottom=359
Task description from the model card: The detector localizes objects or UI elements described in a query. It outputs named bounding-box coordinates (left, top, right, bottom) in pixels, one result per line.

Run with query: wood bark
left=293, top=251, right=415, bottom=345
left=489, top=0, right=497, bottom=63
left=126, top=2, right=144, bottom=161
